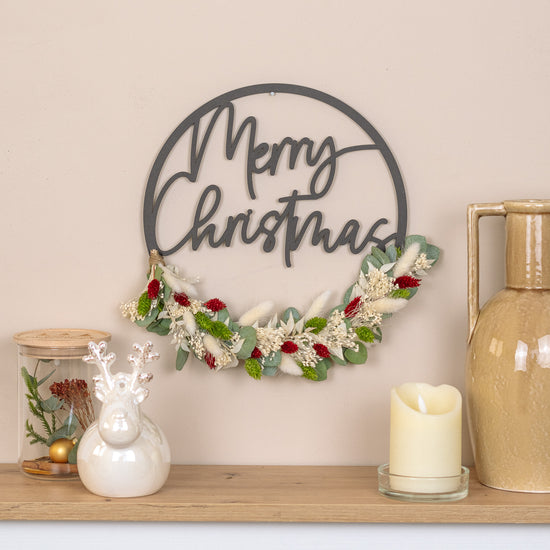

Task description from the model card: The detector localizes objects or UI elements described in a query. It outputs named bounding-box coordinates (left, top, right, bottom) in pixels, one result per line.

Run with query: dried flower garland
left=121, top=236, right=439, bottom=381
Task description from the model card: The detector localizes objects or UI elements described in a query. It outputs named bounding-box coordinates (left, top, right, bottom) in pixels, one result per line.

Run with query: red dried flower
left=49, top=378, right=94, bottom=431
left=313, top=343, right=331, bottom=358
left=251, top=347, right=262, bottom=359
left=344, top=297, right=362, bottom=318
left=281, top=341, right=298, bottom=354
left=205, top=298, right=226, bottom=312
left=174, top=292, right=191, bottom=307
left=394, top=276, right=421, bottom=289
left=205, top=352, right=217, bottom=370
left=148, top=279, right=160, bottom=299
left=49, top=378, right=89, bottom=398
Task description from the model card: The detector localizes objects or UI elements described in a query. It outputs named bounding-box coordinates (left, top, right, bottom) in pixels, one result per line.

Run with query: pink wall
left=2, top=0, right=550, bottom=466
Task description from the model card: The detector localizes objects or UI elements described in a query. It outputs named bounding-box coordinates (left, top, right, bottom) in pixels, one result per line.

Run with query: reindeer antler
left=128, top=341, right=159, bottom=389
left=83, top=341, right=116, bottom=390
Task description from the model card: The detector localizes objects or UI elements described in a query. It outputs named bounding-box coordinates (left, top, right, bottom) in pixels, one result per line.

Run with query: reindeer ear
left=94, top=387, right=107, bottom=403
left=93, top=376, right=107, bottom=403
left=134, top=387, right=150, bottom=404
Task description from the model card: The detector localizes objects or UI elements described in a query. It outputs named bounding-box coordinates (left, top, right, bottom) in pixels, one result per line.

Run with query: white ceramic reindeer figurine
left=77, top=341, right=171, bottom=497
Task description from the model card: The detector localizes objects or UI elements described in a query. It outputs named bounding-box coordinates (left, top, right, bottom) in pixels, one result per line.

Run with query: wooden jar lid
left=13, top=328, right=111, bottom=359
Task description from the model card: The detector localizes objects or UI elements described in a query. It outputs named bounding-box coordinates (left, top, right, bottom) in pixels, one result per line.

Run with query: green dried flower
left=137, top=292, right=152, bottom=317
left=209, top=321, right=233, bottom=341
left=390, top=288, right=411, bottom=299
left=355, top=326, right=375, bottom=343
left=245, top=358, right=262, bottom=380
left=304, top=317, right=328, bottom=334
left=195, top=311, right=213, bottom=331
left=301, top=365, right=319, bottom=381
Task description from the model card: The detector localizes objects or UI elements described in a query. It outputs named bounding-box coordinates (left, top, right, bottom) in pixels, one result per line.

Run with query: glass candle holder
left=14, top=329, right=110, bottom=479
left=378, top=464, right=469, bottom=502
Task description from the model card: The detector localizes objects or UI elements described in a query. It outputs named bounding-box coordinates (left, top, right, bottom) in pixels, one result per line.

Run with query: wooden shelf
left=1, top=464, right=550, bottom=523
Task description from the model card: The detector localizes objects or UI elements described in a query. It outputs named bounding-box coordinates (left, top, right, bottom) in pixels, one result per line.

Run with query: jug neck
left=505, top=200, right=550, bottom=289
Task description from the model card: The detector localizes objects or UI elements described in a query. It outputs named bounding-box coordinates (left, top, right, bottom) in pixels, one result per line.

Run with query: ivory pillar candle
left=389, top=383, right=462, bottom=493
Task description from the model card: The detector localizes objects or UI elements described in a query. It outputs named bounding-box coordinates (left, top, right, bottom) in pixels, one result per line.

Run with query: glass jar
left=14, top=328, right=111, bottom=479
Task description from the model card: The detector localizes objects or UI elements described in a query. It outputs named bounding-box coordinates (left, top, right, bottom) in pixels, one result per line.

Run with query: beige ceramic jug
left=466, top=200, right=550, bottom=492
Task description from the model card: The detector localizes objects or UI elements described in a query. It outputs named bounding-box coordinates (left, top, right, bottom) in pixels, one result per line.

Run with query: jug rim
left=504, top=199, right=550, bottom=213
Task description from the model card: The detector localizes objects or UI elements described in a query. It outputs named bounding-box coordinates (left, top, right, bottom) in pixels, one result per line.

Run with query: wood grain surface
left=1, top=464, right=549, bottom=523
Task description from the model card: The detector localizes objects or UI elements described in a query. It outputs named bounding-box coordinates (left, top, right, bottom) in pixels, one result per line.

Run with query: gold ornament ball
left=49, top=438, right=75, bottom=463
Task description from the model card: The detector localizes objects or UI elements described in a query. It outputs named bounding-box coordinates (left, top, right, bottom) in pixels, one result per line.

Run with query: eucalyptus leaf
left=135, top=307, right=159, bottom=327
left=314, top=361, right=328, bottom=381
left=39, top=395, right=64, bottom=413
left=68, top=438, right=80, bottom=464
left=330, top=353, right=347, bottom=366
left=344, top=342, right=368, bottom=364
left=236, top=326, right=257, bottom=359
left=406, top=287, right=419, bottom=299
left=316, top=358, right=332, bottom=371
left=385, top=244, right=398, bottom=262
left=361, top=254, right=381, bottom=273
left=425, top=243, right=440, bottom=263
left=228, top=320, right=241, bottom=332
left=176, top=347, right=189, bottom=371
left=162, top=281, right=172, bottom=299
left=329, top=304, right=345, bottom=316
left=63, top=414, right=78, bottom=429
left=371, top=246, right=390, bottom=265
left=261, top=366, right=278, bottom=376
left=36, top=370, right=56, bottom=387
left=146, top=319, right=171, bottom=336
left=216, top=308, right=229, bottom=323
left=46, top=415, right=79, bottom=446
left=405, top=235, right=427, bottom=254
left=342, top=283, right=355, bottom=305
left=282, top=307, right=300, bottom=322
left=261, top=350, right=281, bottom=367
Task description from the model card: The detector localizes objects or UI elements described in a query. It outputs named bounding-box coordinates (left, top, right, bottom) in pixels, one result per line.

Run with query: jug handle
left=467, top=202, right=506, bottom=343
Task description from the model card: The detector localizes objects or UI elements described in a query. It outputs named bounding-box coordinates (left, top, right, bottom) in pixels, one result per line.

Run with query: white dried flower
left=371, top=297, right=408, bottom=314
left=160, top=265, right=199, bottom=297
left=413, top=253, right=434, bottom=276
left=278, top=354, right=303, bottom=376
left=393, top=242, right=421, bottom=277
left=170, top=324, right=189, bottom=350
left=303, top=290, right=332, bottom=321
left=182, top=309, right=197, bottom=335
left=293, top=331, right=318, bottom=367
left=120, top=300, right=139, bottom=322
left=238, top=301, right=275, bottom=326
left=351, top=302, right=383, bottom=328
left=256, top=326, right=286, bottom=356
left=364, top=269, right=396, bottom=300
left=203, top=334, right=222, bottom=356
left=320, top=310, right=358, bottom=352
left=189, top=332, right=205, bottom=359
left=161, top=302, right=186, bottom=320
left=189, top=299, right=204, bottom=314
